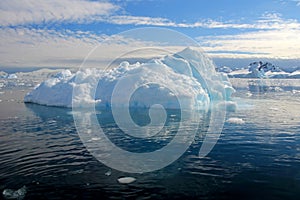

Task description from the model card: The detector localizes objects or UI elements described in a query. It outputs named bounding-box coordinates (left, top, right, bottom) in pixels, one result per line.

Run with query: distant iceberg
left=289, top=70, right=300, bottom=78
left=24, top=47, right=235, bottom=109
left=0, top=71, right=8, bottom=78
left=226, top=61, right=300, bottom=79
left=7, top=73, right=18, bottom=79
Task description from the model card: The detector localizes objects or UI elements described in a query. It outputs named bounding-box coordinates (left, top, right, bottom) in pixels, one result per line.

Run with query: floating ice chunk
left=217, top=66, right=232, bottom=73
left=105, top=169, right=112, bottom=176
left=269, top=107, right=279, bottom=111
left=274, top=86, right=283, bottom=92
left=246, top=92, right=252, bottom=97
left=292, top=90, right=300, bottom=94
left=226, top=117, right=245, bottom=124
left=91, top=137, right=100, bottom=141
left=0, top=71, right=8, bottom=78
left=2, top=185, right=27, bottom=200
left=7, top=74, right=18, bottom=79
left=117, top=177, right=136, bottom=184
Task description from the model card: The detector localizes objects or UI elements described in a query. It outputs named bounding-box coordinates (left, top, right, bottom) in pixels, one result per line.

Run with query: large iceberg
left=24, top=47, right=235, bottom=109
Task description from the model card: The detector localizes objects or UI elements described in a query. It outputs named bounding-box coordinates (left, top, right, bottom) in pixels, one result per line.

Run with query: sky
left=0, top=0, right=300, bottom=68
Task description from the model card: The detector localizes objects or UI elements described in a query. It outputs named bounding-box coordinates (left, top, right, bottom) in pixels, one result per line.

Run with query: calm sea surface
left=0, top=74, right=300, bottom=199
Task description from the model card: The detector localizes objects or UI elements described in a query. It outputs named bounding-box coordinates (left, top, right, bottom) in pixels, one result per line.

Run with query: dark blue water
left=0, top=78, right=300, bottom=199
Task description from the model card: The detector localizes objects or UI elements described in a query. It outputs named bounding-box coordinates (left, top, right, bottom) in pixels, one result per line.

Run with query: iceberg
left=24, top=47, right=235, bottom=109
left=226, top=61, right=300, bottom=79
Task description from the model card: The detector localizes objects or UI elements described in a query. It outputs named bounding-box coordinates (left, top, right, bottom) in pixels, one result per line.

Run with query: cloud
left=0, top=0, right=119, bottom=26
left=1, top=1, right=299, bottom=32
left=293, top=0, right=300, bottom=6
left=1, top=1, right=300, bottom=67
left=197, top=29, right=300, bottom=59
left=194, top=13, right=300, bottom=59
left=107, top=15, right=177, bottom=27
left=100, top=13, right=300, bottom=30
left=0, top=27, right=109, bottom=67
left=0, top=27, right=179, bottom=67
left=1, top=24, right=300, bottom=68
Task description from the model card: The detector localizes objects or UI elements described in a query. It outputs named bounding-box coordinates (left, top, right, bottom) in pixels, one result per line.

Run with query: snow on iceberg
left=24, top=47, right=235, bottom=109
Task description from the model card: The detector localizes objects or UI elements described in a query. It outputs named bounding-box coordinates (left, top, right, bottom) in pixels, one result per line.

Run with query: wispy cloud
left=0, top=27, right=170, bottom=67
left=0, top=0, right=119, bottom=26
left=194, top=13, right=300, bottom=59
left=198, top=29, right=300, bottom=59
left=1, top=1, right=299, bottom=31
left=0, top=27, right=107, bottom=67
left=293, top=0, right=300, bottom=6
left=107, top=15, right=177, bottom=27
left=101, top=13, right=300, bottom=30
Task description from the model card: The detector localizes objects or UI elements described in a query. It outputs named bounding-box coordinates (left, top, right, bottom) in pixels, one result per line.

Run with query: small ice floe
left=7, top=74, right=18, bottom=79
left=91, top=137, right=100, bottom=141
left=117, top=177, right=136, bottom=184
left=292, top=90, right=300, bottom=94
left=87, top=137, right=101, bottom=142
left=269, top=107, right=279, bottom=111
left=226, top=117, right=245, bottom=124
left=105, top=169, right=112, bottom=176
left=274, top=86, right=283, bottom=92
left=246, top=92, right=252, bottom=97
left=2, top=185, right=27, bottom=200
left=47, top=120, right=57, bottom=124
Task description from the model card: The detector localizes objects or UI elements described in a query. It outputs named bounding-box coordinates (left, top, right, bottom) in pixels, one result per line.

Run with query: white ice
left=226, top=117, right=245, bottom=124
left=24, top=47, right=235, bottom=109
left=7, top=73, right=18, bottom=79
left=117, top=177, right=136, bottom=184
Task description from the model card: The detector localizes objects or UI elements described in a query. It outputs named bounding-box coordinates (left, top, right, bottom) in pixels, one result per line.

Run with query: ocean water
left=0, top=74, right=300, bottom=199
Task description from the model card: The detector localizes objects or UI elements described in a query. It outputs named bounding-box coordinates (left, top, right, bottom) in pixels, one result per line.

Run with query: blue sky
left=1, top=0, right=300, bottom=67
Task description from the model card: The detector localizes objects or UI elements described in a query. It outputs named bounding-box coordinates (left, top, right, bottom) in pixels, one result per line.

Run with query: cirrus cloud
left=0, top=0, right=119, bottom=26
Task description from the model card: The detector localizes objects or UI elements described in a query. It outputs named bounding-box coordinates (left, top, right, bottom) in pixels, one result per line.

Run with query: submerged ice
left=2, top=186, right=27, bottom=200
left=24, top=47, right=235, bottom=109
